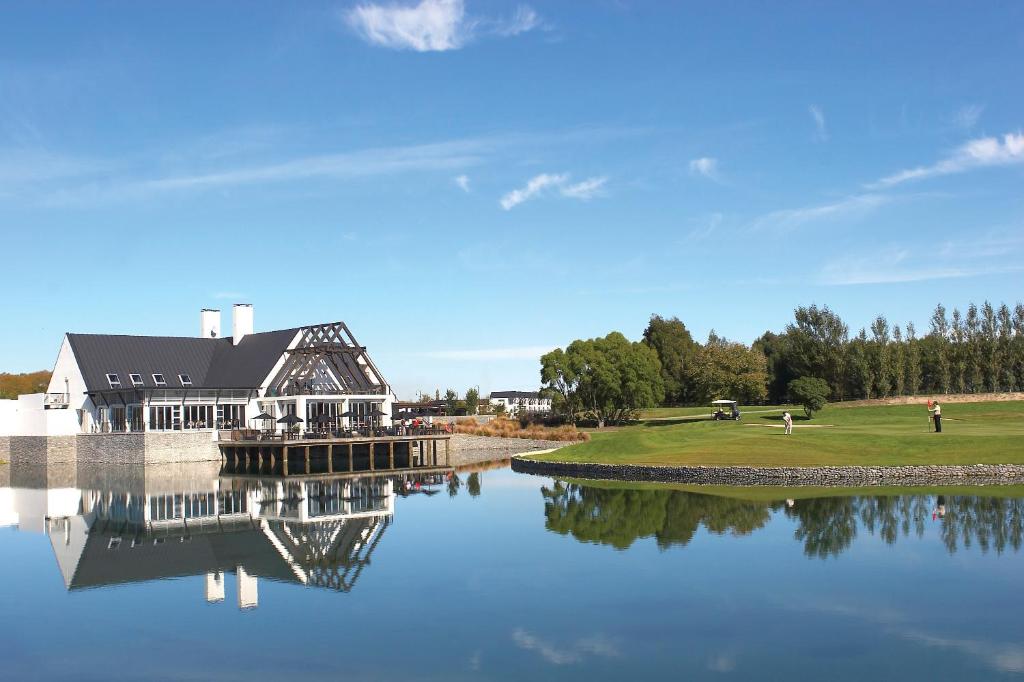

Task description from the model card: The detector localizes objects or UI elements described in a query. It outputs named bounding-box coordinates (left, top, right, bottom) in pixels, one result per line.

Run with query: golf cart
left=711, top=399, right=740, bottom=421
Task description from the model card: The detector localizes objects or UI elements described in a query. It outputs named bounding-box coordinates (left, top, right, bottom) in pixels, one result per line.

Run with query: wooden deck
left=218, top=434, right=452, bottom=477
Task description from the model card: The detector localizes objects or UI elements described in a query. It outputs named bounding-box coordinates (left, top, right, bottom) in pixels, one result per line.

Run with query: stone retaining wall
left=6, top=435, right=78, bottom=465
left=449, top=434, right=564, bottom=466
left=511, top=457, right=1024, bottom=487
left=0, top=436, right=9, bottom=462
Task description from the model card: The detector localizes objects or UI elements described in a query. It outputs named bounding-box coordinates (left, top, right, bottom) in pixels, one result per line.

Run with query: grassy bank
left=527, top=400, right=1024, bottom=467
left=454, top=417, right=588, bottom=442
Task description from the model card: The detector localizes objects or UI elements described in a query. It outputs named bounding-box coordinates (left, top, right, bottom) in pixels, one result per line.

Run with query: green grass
left=529, top=400, right=1024, bottom=467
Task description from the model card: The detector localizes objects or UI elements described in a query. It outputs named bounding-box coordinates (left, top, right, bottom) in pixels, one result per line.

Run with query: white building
left=0, top=305, right=395, bottom=441
left=488, top=391, right=552, bottom=416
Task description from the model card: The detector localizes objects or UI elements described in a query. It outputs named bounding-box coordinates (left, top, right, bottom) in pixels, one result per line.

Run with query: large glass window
left=110, top=406, right=126, bottom=432
left=148, top=405, right=182, bottom=431
left=182, top=405, right=213, bottom=429
left=216, top=404, right=246, bottom=429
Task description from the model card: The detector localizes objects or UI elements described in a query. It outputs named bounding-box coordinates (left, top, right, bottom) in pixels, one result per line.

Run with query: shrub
left=452, top=417, right=588, bottom=442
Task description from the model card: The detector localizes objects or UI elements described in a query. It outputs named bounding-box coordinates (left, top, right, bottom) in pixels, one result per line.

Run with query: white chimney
left=200, top=308, right=221, bottom=338
left=232, top=304, right=253, bottom=345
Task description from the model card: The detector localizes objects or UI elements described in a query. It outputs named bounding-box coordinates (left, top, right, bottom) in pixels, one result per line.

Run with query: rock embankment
left=449, top=434, right=566, bottom=466
left=511, top=457, right=1024, bottom=487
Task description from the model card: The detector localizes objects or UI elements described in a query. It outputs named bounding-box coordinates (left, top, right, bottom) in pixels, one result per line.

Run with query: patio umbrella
left=338, top=410, right=356, bottom=418
left=253, top=411, right=275, bottom=421
left=312, top=413, right=334, bottom=425
left=277, top=413, right=304, bottom=425
left=369, top=406, right=388, bottom=417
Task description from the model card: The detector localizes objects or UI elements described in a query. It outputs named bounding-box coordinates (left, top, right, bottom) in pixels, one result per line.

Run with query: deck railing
left=44, top=393, right=70, bottom=409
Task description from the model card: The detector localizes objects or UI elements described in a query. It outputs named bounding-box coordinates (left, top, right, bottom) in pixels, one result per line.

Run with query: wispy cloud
left=212, top=291, right=246, bottom=300
left=499, top=172, right=607, bottom=210
left=869, top=131, right=1024, bottom=188
left=499, top=172, right=567, bottom=210
left=416, top=346, right=556, bottom=361
left=819, top=234, right=1024, bottom=285
left=560, top=176, right=608, bottom=200
left=454, top=174, right=471, bottom=192
left=344, top=0, right=540, bottom=52
left=511, top=628, right=621, bottom=665
left=749, top=193, right=890, bottom=233
left=688, top=156, right=719, bottom=181
left=951, top=103, right=984, bottom=131
left=683, top=212, right=724, bottom=242
left=809, top=105, right=828, bottom=141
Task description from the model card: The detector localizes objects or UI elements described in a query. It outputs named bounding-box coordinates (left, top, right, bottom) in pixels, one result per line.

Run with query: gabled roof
left=490, top=390, right=542, bottom=399
left=67, top=328, right=298, bottom=393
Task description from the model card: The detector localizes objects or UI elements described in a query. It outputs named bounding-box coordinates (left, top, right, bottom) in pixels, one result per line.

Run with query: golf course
left=526, top=399, right=1024, bottom=468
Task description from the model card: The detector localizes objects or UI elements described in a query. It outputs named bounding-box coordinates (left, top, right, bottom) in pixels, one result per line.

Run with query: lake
left=1, top=461, right=1022, bottom=680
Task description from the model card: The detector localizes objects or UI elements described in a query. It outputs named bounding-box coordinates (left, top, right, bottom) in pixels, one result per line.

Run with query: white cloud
left=416, top=345, right=555, bottom=360
left=498, top=171, right=612, bottom=210
left=344, top=0, right=540, bottom=52
left=560, top=176, right=607, bottom=200
left=454, top=174, right=470, bottom=192
left=809, top=105, right=828, bottom=141
left=499, top=172, right=567, bottom=210
left=212, top=291, right=246, bottom=300
left=688, top=156, right=719, bottom=180
left=749, top=193, right=889, bottom=233
left=951, top=103, right=984, bottom=131
left=870, top=131, right=1024, bottom=188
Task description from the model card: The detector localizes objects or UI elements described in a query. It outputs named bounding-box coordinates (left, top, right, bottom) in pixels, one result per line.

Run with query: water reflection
left=0, top=463, right=450, bottom=608
left=542, top=482, right=1024, bottom=556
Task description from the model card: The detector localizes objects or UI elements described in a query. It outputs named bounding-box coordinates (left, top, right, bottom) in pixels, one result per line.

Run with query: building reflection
left=0, top=462, right=449, bottom=609
left=541, top=481, right=1024, bottom=557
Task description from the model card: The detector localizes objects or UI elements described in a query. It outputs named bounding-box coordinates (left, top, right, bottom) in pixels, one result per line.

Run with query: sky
left=1, top=0, right=1022, bottom=399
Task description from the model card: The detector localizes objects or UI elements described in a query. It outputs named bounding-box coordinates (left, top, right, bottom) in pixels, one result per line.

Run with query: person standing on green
left=929, top=401, right=942, bottom=433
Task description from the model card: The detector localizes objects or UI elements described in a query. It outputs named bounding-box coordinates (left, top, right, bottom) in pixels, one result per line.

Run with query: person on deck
left=929, top=401, right=942, bottom=433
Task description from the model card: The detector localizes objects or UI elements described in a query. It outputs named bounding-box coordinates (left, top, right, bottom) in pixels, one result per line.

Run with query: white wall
left=0, top=336, right=90, bottom=436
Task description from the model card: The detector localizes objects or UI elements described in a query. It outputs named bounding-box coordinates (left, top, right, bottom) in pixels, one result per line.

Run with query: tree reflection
left=541, top=482, right=770, bottom=550
left=541, top=482, right=1024, bottom=557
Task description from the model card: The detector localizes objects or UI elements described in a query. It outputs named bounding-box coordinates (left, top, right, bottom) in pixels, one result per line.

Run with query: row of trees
left=538, top=300, right=1024, bottom=422
left=754, top=302, right=1024, bottom=402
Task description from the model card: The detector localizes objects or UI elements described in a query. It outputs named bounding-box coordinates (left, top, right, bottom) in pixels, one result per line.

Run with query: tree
left=788, top=376, right=829, bottom=418
left=844, top=329, right=872, bottom=399
left=641, top=314, right=699, bottom=405
left=891, top=325, right=906, bottom=396
left=541, top=332, right=664, bottom=427
left=869, top=315, right=892, bottom=397
left=0, top=371, right=51, bottom=399
left=905, top=322, right=922, bottom=395
left=753, top=331, right=796, bottom=404
left=465, top=387, right=479, bottom=415
left=785, top=305, right=849, bottom=400
left=444, top=388, right=459, bottom=415
left=687, top=333, right=768, bottom=404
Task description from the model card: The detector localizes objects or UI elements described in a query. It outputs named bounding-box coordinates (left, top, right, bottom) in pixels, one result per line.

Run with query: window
left=152, top=374, right=166, bottom=387
left=178, top=373, right=193, bottom=387
left=106, top=373, right=121, bottom=388
left=129, top=373, right=143, bottom=387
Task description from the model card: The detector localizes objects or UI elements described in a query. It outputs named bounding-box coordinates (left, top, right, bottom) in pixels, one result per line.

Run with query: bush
left=788, top=376, right=830, bottom=418
left=452, top=417, right=588, bottom=442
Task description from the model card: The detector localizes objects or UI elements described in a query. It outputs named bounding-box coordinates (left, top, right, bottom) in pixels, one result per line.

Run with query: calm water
left=1, top=462, right=1023, bottom=681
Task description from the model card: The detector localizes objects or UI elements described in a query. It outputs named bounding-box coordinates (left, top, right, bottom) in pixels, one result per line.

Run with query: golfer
left=783, top=411, right=793, bottom=435
left=929, top=401, right=942, bottom=433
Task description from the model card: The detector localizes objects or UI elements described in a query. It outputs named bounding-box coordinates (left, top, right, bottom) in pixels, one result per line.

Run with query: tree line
left=539, top=301, right=1024, bottom=421
left=0, top=371, right=51, bottom=400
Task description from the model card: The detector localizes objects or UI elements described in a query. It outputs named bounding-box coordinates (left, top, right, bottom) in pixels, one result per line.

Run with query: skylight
left=179, top=373, right=193, bottom=387
left=152, top=374, right=166, bottom=387
left=106, top=373, right=121, bottom=388
left=129, top=373, right=143, bottom=387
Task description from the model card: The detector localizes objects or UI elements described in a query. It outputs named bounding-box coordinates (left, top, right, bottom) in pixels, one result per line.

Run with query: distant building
left=488, top=391, right=552, bottom=416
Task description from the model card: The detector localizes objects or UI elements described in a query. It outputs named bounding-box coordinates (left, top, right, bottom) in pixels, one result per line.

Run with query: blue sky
left=2, top=1, right=1022, bottom=398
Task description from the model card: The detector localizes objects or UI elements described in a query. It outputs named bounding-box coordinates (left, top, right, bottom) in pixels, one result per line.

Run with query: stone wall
left=448, top=434, right=563, bottom=466
left=6, top=435, right=78, bottom=465
left=0, top=436, right=9, bottom=462
left=144, top=432, right=220, bottom=463
left=75, top=433, right=146, bottom=464
left=511, top=457, right=1024, bottom=487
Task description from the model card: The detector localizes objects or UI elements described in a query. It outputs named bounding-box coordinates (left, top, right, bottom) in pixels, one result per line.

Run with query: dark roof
left=490, top=391, right=542, bottom=399
left=67, top=328, right=298, bottom=392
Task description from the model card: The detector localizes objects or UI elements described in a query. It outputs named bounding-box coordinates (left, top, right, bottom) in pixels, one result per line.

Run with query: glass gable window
left=129, top=373, right=143, bottom=386
left=152, top=374, right=166, bottom=387
left=106, top=373, right=121, bottom=388
left=179, top=373, right=193, bottom=387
